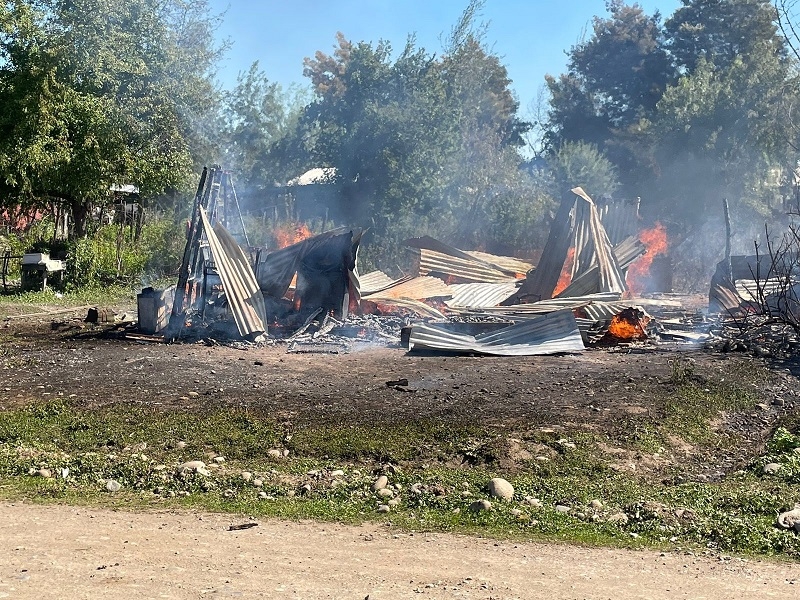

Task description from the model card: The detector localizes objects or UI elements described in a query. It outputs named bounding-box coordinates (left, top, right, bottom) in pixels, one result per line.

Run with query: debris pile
left=137, top=173, right=724, bottom=355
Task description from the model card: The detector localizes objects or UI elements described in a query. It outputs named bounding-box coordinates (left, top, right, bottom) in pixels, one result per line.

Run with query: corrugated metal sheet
left=200, top=210, right=267, bottom=338
left=357, top=270, right=405, bottom=295
left=556, top=234, right=645, bottom=298
left=408, top=309, right=585, bottom=356
left=362, top=276, right=452, bottom=300
left=451, top=293, right=621, bottom=319
left=445, top=282, right=519, bottom=308
left=599, top=197, right=640, bottom=245
left=412, top=248, right=517, bottom=283
left=406, top=236, right=522, bottom=283
left=361, top=296, right=446, bottom=319
left=579, top=302, right=638, bottom=322
left=464, top=251, right=533, bottom=276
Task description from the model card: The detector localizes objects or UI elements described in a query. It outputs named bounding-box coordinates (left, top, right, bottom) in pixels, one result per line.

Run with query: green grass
left=1, top=396, right=799, bottom=558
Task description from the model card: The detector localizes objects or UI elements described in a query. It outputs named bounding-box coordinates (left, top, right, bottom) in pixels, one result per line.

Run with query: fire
left=627, top=222, right=668, bottom=295
left=273, top=222, right=312, bottom=249
left=553, top=247, right=576, bottom=296
left=607, top=307, right=650, bottom=340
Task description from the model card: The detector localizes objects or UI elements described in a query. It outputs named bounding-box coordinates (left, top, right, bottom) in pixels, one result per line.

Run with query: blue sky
left=208, top=0, right=681, bottom=117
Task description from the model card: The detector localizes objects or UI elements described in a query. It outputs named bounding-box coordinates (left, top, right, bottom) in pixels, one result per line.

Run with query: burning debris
left=135, top=168, right=717, bottom=356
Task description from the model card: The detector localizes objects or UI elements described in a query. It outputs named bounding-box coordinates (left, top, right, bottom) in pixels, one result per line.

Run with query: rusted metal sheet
left=407, top=309, right=584, bottom=356
left=406, top=236, right=522, bottom=283
left=445, top=282, right=520, bottom=308
left=463, top=251, right=533, bottom=277
left=361, top=296, right=446, bottom=319
left=199, top=209, right=267, bottom=338
left=362, top=276, right=452, bottom=301
left=357, top=270, right=406, bottom=295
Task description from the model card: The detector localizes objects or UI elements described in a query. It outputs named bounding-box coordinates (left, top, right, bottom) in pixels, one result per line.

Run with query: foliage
left=548, top=141, right=619, bottom=199
left=63, top=219, right=184, bottom=288
left=0, top=395, right=799, bottom=557
left=0, top=0, right=226, bottom=238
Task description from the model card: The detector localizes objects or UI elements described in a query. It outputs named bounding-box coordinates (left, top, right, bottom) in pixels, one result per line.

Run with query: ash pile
left=137, top=171, right=716, bottom=355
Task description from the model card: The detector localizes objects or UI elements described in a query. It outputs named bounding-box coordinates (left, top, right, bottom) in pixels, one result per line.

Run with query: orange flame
left=553, top=247, right=576, bottom=296
left=274, top=222, right=312, bottom=249
left=607, top=308, right=650, bottom=340
left=627, top=222, right=668, bottom=295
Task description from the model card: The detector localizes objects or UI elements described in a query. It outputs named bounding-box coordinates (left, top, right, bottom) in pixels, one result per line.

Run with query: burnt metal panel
left=407, top=309, right=584, bottom=356
left=406, top=236, right=523, bottom=283
left=445, top=282, right=520, bottom=308
left=200, top=210, right=267, bottom=338
left=362, top=276, right=452, bottom=301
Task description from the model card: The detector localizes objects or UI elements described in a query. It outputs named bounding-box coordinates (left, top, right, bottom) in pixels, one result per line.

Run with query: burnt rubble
left=134, top=171, right=788, bottom=357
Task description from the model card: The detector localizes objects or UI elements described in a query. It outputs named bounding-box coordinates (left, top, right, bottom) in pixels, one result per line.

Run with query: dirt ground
left=1, top=305, right=800, bottom=598
left=1, top=308, right=797, bottom=479
left=1, top=501, right=797, bottom=600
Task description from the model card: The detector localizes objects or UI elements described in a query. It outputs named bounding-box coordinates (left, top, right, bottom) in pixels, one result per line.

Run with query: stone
left=510, top=508, right=523, bottom=517
left=258, top=491, right=268, bottom=499
left=330, top=470, right=345, bottom=477
left=268, top=449, right=283, bottom=459
left=524, top=496, right=542, bottom=508
left=590, top=499, right=603, bottom=509
left=223, top=488, right=236, bottom=498
left=469, top=499, right=493, bottom=512
left=488, top=478, right=514, bottom=501
left=607, top=512, right=629, bottom=524
left=105, top=479, right=122, bottom=493
left=300, top=483, right=312, bottom=495
left=241, top=471, right=252, bottom=482
left=377, top=488, right=394, bottom=498
left=36, top=468, right=52, bottom=478
left=176, top=441, right=187, bottom=449
left=388, top=498, right=401, bottom=507
left=555, top=505, right=572, bottom=514
left=377, top=504, right=391, bottom=513
left=188, top=391, right=200, bottom=398
left=371, top=475, right=389, bottom=492
left=213, top=456, right=226, bottom=464
left=176, top=460, right=210, bottom=477
left=763, top=463, right=782, bottom=475
left=253, top=479, right=263, bottom=488
left=776, top=506, right=800, bottom=529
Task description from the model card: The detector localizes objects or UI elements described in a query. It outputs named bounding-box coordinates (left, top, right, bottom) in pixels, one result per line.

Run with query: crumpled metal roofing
left=556, top=234, right=645, bottom=298
left=199, top=209, right=267, bottom=338
left=445, top=282, right=520, bottom=308
left=450, top=293, right=621, bottom=319
left=407, top=309, right=584, bottom=356
left=362, top=276, right=452, bottom=300
left=406, top=236, right=523, bottom=283
left=463, top=251, right=533, bottom=277
left=361, top=296, right=446, bottom=319
left=357, top=270, right=402, bottom=295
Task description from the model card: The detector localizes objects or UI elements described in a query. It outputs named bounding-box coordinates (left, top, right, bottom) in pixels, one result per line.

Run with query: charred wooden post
left=165, top=166, right=208, bottom=339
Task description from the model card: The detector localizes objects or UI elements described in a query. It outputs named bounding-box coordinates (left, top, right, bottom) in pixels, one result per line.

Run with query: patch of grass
left=0, top=399, right=799, bottom=558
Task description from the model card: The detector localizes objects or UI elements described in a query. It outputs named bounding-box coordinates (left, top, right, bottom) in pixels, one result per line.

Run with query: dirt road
left=0, top=502, right=795, bottom=600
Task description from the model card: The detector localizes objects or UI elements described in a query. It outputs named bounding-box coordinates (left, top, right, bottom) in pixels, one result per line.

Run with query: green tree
left=223, top=62, right=306, bottom=202
left=545, top=0, right=674, bottom=195
left=666, top=0, right=784, bottom=73
left=0, top=0, right=226, bottom=238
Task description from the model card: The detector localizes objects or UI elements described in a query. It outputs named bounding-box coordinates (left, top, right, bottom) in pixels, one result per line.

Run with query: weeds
left=0, top=399, right=798, bottom=558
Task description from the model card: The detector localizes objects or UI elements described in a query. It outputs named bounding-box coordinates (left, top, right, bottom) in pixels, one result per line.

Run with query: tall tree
left=666, top=0, right=784, bottom=73
left=223, top=61, right=305, bottom=200
left=545, top=1, right=674, bottom=195
left=0, top=0, right=226, bottom=237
